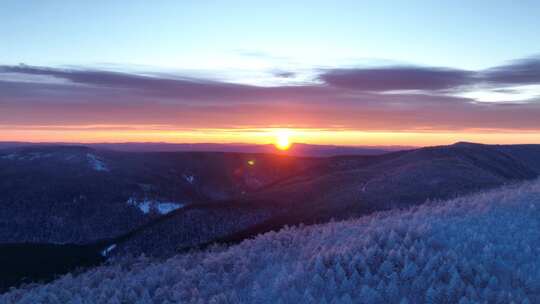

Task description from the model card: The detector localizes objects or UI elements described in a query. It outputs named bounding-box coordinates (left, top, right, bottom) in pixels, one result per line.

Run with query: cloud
left=319, top=66, right=476, bottom=92
left=318, top=55, right=540, bottom=92
left=481, top=56, right=540, bottom=86
left=1, top=65, right=252, bottom=98
left=0, top=65, right=334, bottom=103
left=1, top=57, right=540, bottom=132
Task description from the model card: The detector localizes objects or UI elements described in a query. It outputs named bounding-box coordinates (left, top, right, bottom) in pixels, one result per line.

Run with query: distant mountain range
left=0, top=142, right=412, bottom=157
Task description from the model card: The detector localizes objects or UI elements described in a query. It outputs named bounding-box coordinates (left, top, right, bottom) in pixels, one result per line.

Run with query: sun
left=275, top=130, right=292, bottom=150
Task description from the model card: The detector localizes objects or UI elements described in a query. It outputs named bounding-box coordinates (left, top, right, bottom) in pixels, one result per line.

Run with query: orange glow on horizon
left=2, top=126, right=540, bottom=147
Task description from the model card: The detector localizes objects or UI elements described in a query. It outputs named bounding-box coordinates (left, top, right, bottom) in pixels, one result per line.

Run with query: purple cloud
left=481, top=56, right=540, bottom=85
left=319, top=66, right=475, bottom=91
left=0, top=65, right=333, bottom=102
left=319, top=55, right=540, bottom=92
left=1, top=57, right=540, bottom=132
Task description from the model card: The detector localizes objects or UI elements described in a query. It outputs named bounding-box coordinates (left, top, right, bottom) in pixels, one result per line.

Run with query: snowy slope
left=2, top=180, right=539, bottom=303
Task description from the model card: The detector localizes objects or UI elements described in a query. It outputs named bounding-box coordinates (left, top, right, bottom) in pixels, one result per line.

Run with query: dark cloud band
left=319, top=67, right=475, bottom=91
left=1, top=55, right=540, bottom=131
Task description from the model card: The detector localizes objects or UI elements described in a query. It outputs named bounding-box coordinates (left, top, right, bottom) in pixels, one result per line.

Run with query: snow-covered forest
left=2, top=180, right=539, bottom=304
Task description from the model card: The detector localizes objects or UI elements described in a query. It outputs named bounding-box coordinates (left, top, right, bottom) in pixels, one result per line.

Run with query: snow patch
left=0, top=153, right=18, bottom=160
left=156, top=202, right=183, bottom=214
left=139, top=201, right=151, bottom=214
left=127, top=197, right=184, bottom=215
left=101, top=244, right=116, bottom=257
left=26, top=152, right=50, bottom=160
left=183, top=174, right=195, bottom=184
left=1, top=152, right=53, bottom=161
left=127, top=198, right=151, bottom=214
left=86, top=153, right=109, bottom=172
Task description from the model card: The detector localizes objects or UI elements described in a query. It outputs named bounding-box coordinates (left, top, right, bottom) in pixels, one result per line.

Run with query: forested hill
left=3, top=178, right=539, bottom=303
left=110, top=142, right=540, bottom=257
left=0, top=146, right=320, bottom=244
left=1, top=142, right=539, bottom=255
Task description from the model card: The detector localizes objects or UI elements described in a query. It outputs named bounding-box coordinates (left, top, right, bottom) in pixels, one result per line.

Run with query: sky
left=1, top=0, right=540, bottom=146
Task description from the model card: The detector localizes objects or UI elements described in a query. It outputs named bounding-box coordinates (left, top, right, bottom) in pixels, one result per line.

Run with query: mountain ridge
left=0, top=141, right=412, bottom=157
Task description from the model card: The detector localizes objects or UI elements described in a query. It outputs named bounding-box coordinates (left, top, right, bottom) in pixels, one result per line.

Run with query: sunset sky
left=2, top=0, right=540, bottom=146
